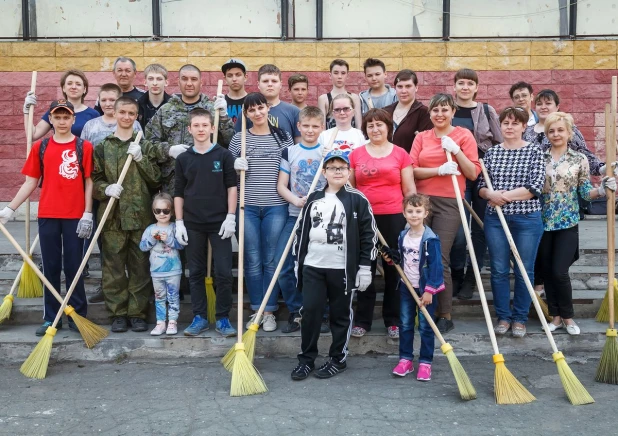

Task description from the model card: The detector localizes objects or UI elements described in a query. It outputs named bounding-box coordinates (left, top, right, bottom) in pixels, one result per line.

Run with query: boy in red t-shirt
left=0, top=100, right=94, bottom=336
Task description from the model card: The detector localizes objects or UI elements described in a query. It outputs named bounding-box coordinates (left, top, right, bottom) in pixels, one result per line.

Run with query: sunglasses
left=153, top=209, right=171, bottom=215
left=503, top=106, right=525, bottom=112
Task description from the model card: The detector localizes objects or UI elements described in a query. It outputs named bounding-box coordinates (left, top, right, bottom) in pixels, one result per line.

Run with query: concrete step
left=0, top=319, right=608, bottom=364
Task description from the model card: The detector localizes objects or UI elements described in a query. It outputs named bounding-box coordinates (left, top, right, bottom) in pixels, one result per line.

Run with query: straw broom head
left=222, top=323, right=259, bottom=372
left=0, top=294, right=14, bottom=323
left=595, top=279, right=618, bottom=323
left=230, top=343, right=268, bottom=397
left=20, top=326, right=57, bottom=379
left=552, top=352, right=595, bottom=405
left=493, top=354, right=536, bottom=404
left=205, top=277, right=217, bottom=324
left=63, top=306, right=108, bottom=349
left=440, top=343, right=477, bottom=401
left=17, top=261, right=43, bottom=298
left=595, top=329, right=618, bottom=384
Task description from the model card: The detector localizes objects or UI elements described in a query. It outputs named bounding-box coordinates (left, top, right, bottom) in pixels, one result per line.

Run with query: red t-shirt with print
left=22, top=136, right=94, bottom=219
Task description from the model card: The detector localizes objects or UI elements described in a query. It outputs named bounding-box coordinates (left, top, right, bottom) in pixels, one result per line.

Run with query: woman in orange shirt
left=410, top=93, right=480, bottom=333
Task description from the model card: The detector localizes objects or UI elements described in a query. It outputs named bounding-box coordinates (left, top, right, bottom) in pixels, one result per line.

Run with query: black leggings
left=537, top=225, right=579, bottom=319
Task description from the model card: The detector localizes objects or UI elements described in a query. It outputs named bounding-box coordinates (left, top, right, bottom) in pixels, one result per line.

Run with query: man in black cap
left=222, top=58, right=248, bottom=125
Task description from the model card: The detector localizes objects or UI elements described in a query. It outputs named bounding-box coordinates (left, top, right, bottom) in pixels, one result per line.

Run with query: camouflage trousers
left=101, top=229, right=152, bottom=319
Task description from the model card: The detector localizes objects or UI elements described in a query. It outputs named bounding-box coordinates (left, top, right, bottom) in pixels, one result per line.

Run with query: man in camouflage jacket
left=145, top=64, right=234, bottom=194
left=93, top=98, right=161, bottom=332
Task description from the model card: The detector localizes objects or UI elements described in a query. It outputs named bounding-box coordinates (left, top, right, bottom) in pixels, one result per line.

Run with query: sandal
left=494, top=321, right=511, bottom=335
left=512, top=323, right=526, bottom=338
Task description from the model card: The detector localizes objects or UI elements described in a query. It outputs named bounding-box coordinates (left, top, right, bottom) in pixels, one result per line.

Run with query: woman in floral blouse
left=478, top=107, right=545, bottom=338
left=538, top=112, right=616, bottom=335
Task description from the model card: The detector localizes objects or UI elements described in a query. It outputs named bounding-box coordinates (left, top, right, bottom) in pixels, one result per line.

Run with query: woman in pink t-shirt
left=349, top=108, right=416, bottom=339
left=410, top=93, right=480, bottom=334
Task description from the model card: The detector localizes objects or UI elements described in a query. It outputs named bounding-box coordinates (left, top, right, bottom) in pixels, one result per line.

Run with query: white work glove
left=234, top=157, right=249, bottom=172
left=355, top=265, right=372, bottom=292
left=76, top=212, right=93, bottom=239
left=441, top=136, right=461, bottom=155
left=598, top=176, right=617, bottom=196
left=175, top=219, right=188, bottom=246
left=169, top=144, right=190, bottom=159
left=438, top=161, right=461, bottom=176
left=599, top=162, right=618, bottom=178
left=214, top=94, right=227, bottom=115
left=218, top=213, right=236, bottom=239
left=105, top=184, right=123, bottom=199
left=23, top=91, right=37, bottom=114
left=127, top=141, right=142, bottom=162
left=0, top=206, right=14, bottom=224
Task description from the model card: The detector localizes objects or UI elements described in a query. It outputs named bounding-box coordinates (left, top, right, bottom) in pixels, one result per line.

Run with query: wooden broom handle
left=8, top=234, right=39, bottom=296
left=479, top=159, right=559, bottom=353
left=607, top=76, right=617, bottom=329
left=236, top=113, right=246, bottom=341
left=50, top=131, right=143, bottom=327
left=251, top=127, right=340, bottom=324
left=376, top=231, right=448, bottom=346
left=25, top=71, right=37, bottom=251
left=212, top=79, right=224, bottom=145
left=445, top=151, right=500, bottom=355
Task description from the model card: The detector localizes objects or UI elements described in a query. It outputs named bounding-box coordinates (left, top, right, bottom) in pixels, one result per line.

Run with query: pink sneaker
left=151, top=321, right=166, bottom=336
left=392, top=359, right=414, bottom=377
left=417, top=363, right=432, bottom=381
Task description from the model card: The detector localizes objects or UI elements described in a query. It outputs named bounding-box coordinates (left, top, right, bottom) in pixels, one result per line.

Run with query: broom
left=462, top=198, right=551, bottom=321
left=17, top=131, right=144, bottom=379
left=18, top=71, right=42, bottom=299
left=221, top=127, right=340, bottom=370
left=480, top=159, right=594, bottom=405
left=204, top=79, right=225, bottom=323
left=447, top=151, right=535, bottom=404
left=377, top=231, right=476, bottom=400
left=229, top=112, right=267, bottom=396
left=0, top=234, right=40, bottom=323
left=596, top=82, right=618, bottom=384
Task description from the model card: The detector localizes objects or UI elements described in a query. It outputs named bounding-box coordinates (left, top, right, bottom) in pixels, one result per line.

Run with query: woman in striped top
left=229, top=93, right=294, bottom=332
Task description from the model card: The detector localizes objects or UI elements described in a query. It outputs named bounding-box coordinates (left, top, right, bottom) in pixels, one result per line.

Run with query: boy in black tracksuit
left=291, top=150, right=377, bottom=380
left=173, top=108, right=238, bottom=337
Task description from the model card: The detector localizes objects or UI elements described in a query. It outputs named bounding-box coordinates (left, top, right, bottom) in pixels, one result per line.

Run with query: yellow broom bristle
left=536, top=294, right=551, bottom=322
left=0, top=295, right=14, bottom=323
left=595, top=281, right=618, bottom=323
left=595, top=329, right=618, bottom=385
left=17, top=261, right=43, bottom=298
left=205, top=277, right=217, bottom=324
left=64, top=307, right=109, bottom=349
left=222, top=324, right=259, bottom=372
left=553, top=351, right=595, bottom=405
left=20, top=326, right=57, bottom=379
left=493, top=354, right=536, bottom=404
left=441, top=344, right=476, bottom=400
left=230, top=343, right=268, bottom=397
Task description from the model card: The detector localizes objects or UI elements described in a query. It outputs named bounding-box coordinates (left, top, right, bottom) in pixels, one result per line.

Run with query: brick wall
left=1, top=40, right=617, bottom=202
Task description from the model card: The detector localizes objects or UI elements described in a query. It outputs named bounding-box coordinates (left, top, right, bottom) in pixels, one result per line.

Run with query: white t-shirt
left=80, top=117, right=142, bottom=147
left=402, top=231, right=422, bottom=288
left=304, top=192, right=346, bottom=269
left=318, top=127, right=367, bottom=154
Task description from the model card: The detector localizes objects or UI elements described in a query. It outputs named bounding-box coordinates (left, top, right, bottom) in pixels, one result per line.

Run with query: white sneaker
left=166, top=320, right=178, bottom=335
left=246, top=313, right=262, bottom=330
left=262, top=314, right=277, bottom=332
left=565, top=322, right=580, bottom=335
left=151, top=321, right=166, bottom=336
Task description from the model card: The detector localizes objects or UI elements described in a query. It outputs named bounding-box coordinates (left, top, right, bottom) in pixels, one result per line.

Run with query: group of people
left=1, top=54, right=616, bottom=382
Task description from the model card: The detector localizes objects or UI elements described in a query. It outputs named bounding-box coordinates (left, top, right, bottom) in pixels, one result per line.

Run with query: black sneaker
left=291, top=363, right=314, bottom=380
left=36, top=320, right=62, bottom=336
left=88, top=286, right=105, bottom=304
left=457, top=268, right=475, bottom=300
left=68, top=318, right=79, bottom=333
left=131, top=318, right=148, bottom=332
left=436, top=317, right=454, bottom=334
left=320, top=317, right=331, bottom=333
left=111, top=317, right=128, bottom=333
left=82, top=264, right=90, bottom=278
left=314, top=358, right=347, bottom=379
left=282, top=313, right=300, bottom=333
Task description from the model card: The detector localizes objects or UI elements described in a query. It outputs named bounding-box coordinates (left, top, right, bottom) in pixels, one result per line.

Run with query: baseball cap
left=221, top=58, right=247, bottom=74
left=323, top=149, right=350, bottom=167
left=49, top=99, right=75, bottom=114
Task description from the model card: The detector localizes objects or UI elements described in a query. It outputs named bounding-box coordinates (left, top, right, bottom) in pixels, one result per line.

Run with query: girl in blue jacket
left=383, top=194, right=445, bottom=381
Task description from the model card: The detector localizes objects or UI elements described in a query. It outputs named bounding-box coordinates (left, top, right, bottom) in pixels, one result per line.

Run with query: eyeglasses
left=325, top=166, right=349, bottom=173
left=153, top=209, right=171, bottom=215
left=333, top=107, right=352, bottom=114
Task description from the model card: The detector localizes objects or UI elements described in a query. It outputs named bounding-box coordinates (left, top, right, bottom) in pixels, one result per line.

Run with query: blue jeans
left=398, top=283, right=437, bottom=364
left=241, top=205, right=288, bottom=311
left=484, top=211, right=543, bottom=324
left=275, top=215, right=303, bottom=314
